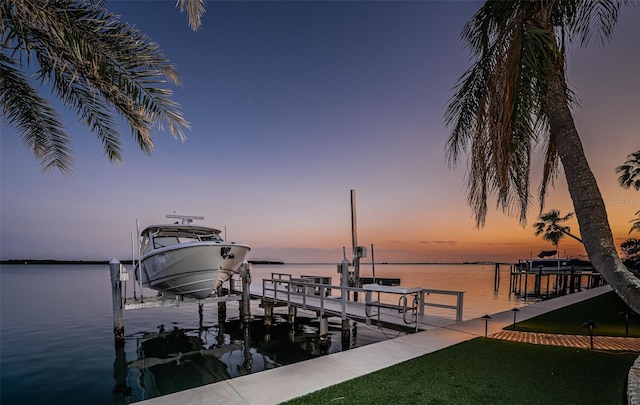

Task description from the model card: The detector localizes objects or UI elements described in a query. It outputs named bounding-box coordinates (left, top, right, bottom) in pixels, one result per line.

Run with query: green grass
left=513, top=291, right=640, bottom=336
left=281, top=290, right=640, bottom=405
left=283, top=339, right=636, bottom=405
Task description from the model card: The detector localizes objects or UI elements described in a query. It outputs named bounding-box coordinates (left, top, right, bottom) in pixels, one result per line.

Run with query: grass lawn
left=513, top=291, right=640, bottom=336
left=282, top=338, right=636, bottom=405
left=281, top=290, right=640, bottom=405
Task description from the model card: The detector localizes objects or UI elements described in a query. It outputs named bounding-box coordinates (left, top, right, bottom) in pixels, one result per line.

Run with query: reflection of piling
left=218, top=301, right=227, bottom=323
left=319, top=317, right=331, bottom=353
left=112, top=344, right=130, bottom=402
left=341, top=319, right=350, bottom=350
left=109, top=259, right=125, bottom=348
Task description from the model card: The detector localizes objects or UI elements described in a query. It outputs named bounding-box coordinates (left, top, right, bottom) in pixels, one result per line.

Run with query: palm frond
left=630, top=210, right=640, bottom=235
left=444, top=0, right=620, bottom=228
left=0, top=52, right=73, bottom=174
left=568, top=0, right=624, bottom=45
left=1, top=0, right=191, bottom=172
left=177, top=0, right=206, bottom=31
left=446, top=1, right=562, bottom=227
left=616, top=150, right=640, bottom=190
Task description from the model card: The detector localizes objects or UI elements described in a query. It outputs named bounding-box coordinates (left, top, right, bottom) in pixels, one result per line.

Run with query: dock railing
left=262, top=276, right=361, bottom=319
left=261, top=274, right=465, bottom=326
left=420, top=289, right=464, bottom=322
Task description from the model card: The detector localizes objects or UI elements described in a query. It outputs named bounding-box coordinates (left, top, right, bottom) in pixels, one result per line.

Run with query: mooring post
left=109, top=259, right=125, bottom=348
left=241, top=261, right=252, bottom=322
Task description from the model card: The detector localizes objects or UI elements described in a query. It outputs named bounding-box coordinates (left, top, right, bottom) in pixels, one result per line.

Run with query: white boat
left=138, top=214, right=251, bottom=299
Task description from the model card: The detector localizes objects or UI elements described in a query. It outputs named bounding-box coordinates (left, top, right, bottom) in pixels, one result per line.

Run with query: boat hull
left=141, top=242, right=250, bottom=299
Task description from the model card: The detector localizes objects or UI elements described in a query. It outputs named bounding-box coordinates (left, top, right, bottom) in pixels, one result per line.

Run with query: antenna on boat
left=166, top=214, right=204, bottom=225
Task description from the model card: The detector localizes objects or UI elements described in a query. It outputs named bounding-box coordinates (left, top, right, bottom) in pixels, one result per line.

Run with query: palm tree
left=630, top=210, right=640, bottom=234
left=445, top=1, right=640, bottom=312
left=533, top=210, right=583, bottom=250
left=1, top=0, right=202, bottom=174
left=616, top=150, right=640, bottom=191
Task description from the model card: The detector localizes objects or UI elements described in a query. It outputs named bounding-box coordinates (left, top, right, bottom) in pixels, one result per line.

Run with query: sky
left=1, top=1, right=639, bottom=264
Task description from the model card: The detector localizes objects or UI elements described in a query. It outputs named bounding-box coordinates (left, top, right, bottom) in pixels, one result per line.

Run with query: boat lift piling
left=111, top=260, right=253, bottom=345
left=109, top=259, right=125, bottom=348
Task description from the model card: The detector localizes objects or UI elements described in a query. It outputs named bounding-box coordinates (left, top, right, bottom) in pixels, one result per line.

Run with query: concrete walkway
left=137, top=285, right=619, bottom=405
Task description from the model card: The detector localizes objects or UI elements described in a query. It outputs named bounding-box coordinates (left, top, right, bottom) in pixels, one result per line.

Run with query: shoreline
left=0, top=259, right=504, bottom=265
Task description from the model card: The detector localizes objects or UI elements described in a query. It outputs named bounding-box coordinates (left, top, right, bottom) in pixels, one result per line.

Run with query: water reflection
left=130, top=328, right=234, bottom=397
left=115, top=315, right=337, bottom=403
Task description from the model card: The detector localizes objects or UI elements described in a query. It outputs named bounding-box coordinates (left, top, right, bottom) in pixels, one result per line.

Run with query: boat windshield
left=154, top=236, right=180, bottom=248
left=200, top=233, right=223, bottom=242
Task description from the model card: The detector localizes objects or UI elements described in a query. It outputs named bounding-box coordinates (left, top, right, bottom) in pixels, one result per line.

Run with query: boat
left=137, top=214, right=251, bottom=299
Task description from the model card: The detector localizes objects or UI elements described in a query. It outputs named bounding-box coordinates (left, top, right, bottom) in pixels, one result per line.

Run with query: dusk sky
left=1, top=1, right=638, bottom=264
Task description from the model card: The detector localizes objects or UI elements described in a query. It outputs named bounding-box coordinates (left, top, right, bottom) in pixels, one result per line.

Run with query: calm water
left=0, top=263, right=529, bottom=405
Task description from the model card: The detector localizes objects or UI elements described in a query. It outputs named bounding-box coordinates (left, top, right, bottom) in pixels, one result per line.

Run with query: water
left=0, top=263, right=529, bottom=404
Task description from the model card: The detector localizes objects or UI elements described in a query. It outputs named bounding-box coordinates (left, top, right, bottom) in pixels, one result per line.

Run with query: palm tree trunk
left=559, top=229, right=583, bottom=244
left=545, top=73, right=640, bottom=313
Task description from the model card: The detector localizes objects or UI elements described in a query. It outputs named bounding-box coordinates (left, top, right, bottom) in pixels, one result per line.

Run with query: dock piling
left=109, top=259, right=125, bottom=348
left=241, top=262, right=251, bottom=322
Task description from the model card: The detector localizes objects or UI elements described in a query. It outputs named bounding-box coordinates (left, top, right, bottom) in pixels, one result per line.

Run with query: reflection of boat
left=139, top=214, right=250, bottom=299
left=129, top=329, right=239, bottom=398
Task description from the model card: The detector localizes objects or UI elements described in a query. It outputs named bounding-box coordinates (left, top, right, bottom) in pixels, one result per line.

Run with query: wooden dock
left=111, top=262, right=465, bottom=337
left=509, top=266, right=606, bottom=300
left=251, top=273, right=465, bottom=333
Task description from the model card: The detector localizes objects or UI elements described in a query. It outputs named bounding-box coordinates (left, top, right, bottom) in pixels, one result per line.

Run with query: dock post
left=288, top=305, right=297, bottom=325
left=216, top=282, right=226, bottom=323
left=109, top=259, right=125, bottom=348
left=340, top=255, right=350, bottom=314
left=494, top=263, right=500, bottom=292
left=264, top=303, right=273, bottom=328
left=508, top=266, right=515, bottom=296
left=241, top=262, right=251, bottom=322
left=570, top=266, right=576, bottom=294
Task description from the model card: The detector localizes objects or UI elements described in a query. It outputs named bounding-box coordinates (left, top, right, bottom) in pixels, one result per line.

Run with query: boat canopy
left=141, top=224, right=223, bottom=239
